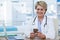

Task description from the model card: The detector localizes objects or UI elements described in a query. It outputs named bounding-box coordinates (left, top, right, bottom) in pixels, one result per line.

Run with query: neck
left=38, top=16, right=44, bottom=22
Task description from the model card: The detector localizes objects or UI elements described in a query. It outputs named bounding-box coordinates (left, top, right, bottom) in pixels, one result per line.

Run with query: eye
left=41, top=9, right=43, bottom=11
left=37, top=9, right=40, bottom=10
left=36, top=8, right=43, bottom=11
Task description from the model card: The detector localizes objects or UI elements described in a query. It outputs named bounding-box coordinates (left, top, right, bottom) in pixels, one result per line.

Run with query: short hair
left=35, top=1, right=47, bottom=11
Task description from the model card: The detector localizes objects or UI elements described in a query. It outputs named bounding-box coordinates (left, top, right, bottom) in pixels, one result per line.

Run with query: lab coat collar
left=35, top=15, right=47, bottom=28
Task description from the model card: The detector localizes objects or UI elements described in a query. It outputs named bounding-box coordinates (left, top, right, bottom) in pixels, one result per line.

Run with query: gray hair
left=35, top=1, right=47, bottom=11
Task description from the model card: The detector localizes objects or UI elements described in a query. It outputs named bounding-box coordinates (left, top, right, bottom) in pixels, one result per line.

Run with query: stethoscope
left=32, top=16, right=47, bottom=27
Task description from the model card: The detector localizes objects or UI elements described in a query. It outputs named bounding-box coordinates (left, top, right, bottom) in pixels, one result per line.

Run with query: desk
left=0, top=37, right=54, bottom=40
left=24, top=38, right=54, bottom=40
left=0, top=37, right=7, bottom=40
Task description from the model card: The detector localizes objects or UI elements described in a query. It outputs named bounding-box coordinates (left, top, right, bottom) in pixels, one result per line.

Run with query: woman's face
left=36, top=5, right=46, bottom=17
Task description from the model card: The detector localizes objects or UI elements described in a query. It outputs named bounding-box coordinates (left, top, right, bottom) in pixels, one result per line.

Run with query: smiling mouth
left=38, top=13, right=43, bottom=15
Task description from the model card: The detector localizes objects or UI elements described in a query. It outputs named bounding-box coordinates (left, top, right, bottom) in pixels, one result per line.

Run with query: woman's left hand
left=37, top=32, right=46, bottom=39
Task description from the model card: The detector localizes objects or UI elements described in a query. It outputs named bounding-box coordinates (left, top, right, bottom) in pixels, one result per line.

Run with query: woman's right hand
left=30, top=32, right=35, bottom=39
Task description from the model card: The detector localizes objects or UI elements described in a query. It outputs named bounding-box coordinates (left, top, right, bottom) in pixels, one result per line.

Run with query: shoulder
left=47, top=16, right=53, bottom=22
left=47, top=16, right=54, bottom=26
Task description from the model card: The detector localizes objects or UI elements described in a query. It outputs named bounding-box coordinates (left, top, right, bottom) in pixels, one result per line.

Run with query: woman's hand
left=30, top=32, right=35, bottom=39
left=30, top=32, right=46, bottom=40
left=37, top=32, right=46, bottom=39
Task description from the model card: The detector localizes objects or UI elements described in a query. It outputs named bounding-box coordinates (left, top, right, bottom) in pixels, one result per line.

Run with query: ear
left=44, top=9, right=47, bottom=14
left=45, top=9, right=47, bottom=11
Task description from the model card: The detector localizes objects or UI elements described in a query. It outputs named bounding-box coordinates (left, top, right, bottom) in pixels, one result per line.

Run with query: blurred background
left=0, top=0, right=60, bottom=40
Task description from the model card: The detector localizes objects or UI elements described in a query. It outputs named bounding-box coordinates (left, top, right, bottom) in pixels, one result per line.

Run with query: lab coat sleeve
left=25, top=23, right=38, bottom=38
left=46, top=18, right=55, bottom=39
left=25, top=25, right=33, bottom=38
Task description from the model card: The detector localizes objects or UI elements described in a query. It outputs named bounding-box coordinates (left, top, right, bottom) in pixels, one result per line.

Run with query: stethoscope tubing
left=32, top=16, right=47, bottom=27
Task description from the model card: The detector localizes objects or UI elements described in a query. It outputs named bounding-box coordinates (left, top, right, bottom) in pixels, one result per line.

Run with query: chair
left=0, top=26, right=5, bottom=36
left=6, top=26, right=17, bottom=40
left=6, top=26, right=17, bottom=36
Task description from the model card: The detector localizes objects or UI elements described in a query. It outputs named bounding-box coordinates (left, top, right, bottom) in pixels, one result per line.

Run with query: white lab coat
left=26, top=16, right=55, bottom=39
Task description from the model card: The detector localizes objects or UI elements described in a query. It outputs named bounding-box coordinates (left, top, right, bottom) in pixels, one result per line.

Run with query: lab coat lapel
left=35, top=16, right=46, bottom=32
left=41, top=16, right=46, bottom=27
left=41, top=16, right=46, bottom=33
left=35, top=17, right=38, bottom=28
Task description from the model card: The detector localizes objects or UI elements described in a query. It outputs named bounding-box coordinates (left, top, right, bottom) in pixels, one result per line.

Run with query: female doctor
left=30, top=1, right=55, bottom=40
